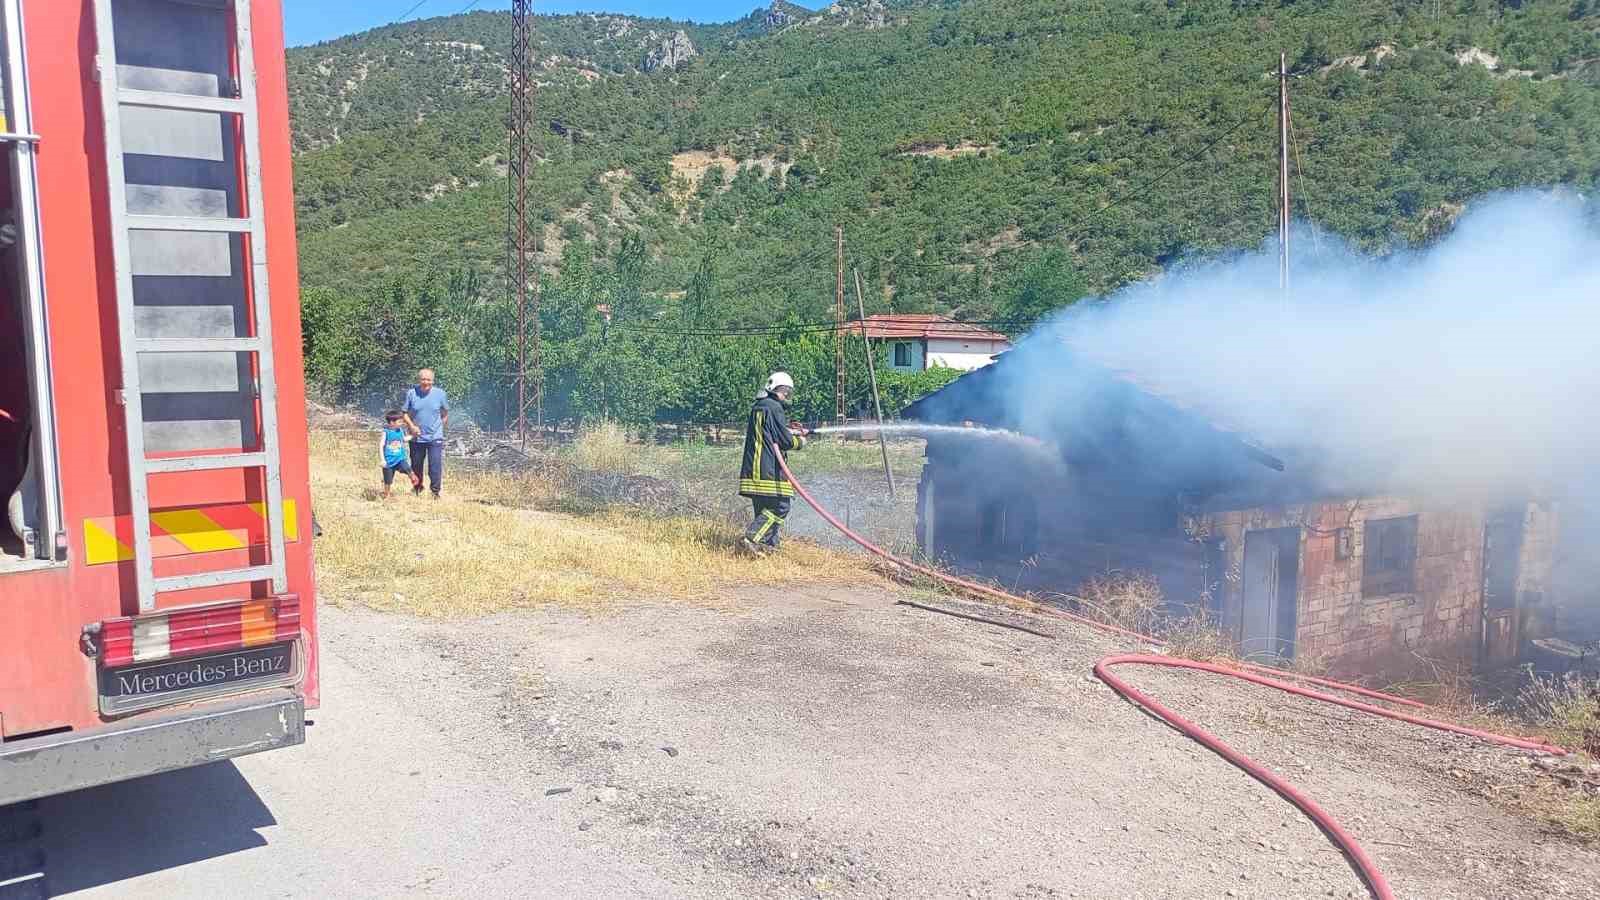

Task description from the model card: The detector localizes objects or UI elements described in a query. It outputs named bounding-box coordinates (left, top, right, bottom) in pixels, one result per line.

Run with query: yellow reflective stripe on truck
left=82, top=499, right=299, bottom=565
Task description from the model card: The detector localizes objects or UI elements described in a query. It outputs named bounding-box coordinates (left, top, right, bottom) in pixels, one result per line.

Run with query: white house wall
left=926, top=338, right=1008, bottom=371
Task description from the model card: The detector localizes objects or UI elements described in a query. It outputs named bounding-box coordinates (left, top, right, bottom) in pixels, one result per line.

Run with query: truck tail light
left=94, top=595, right=301, bottom=667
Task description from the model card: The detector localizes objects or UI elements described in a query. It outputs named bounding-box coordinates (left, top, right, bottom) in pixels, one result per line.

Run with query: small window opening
left=0, top=143, right=41, bottom=568
left=0, top=8, right=59, bottom=572
left=1362, top=516, right=1418, bottom=597
left=893, top=342, right=912, bottom=367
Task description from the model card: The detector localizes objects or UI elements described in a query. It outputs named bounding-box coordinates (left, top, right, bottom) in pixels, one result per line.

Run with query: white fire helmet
left=764, top=372, right=795, bottom=393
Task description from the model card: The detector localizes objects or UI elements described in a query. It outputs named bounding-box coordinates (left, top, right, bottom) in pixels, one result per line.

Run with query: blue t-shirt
left=381, top=427, right=409, bottom=467
left=403, top=386, right=449, bottom=442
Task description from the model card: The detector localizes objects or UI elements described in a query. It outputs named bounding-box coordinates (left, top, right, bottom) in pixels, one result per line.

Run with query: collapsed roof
left=902, top=332, right=1300, bottom=504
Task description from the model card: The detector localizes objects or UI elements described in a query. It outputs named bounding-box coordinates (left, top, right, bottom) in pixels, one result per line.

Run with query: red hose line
left=1237, top=665, right=1429, bottom=710
left=1112, top=652, right=1566, bottom=755
left=775, top=451, right=1422, bottom=706
left=772, top=450, right=1156, bottom=643
left=1095, top=654, right=1395, bottom=900
left=772, top=448, right=1568, bottom=898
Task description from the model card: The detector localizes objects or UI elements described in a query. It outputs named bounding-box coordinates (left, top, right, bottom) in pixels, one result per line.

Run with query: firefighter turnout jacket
left=739, top=392, right=805, bottom=498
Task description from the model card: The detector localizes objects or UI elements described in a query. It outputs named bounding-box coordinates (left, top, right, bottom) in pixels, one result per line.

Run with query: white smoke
left=1027, top=190, right=1599, bottom=502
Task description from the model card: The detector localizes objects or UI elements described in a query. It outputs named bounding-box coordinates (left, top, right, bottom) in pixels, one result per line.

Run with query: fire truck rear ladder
left=91, top=0, right=287, bottom=612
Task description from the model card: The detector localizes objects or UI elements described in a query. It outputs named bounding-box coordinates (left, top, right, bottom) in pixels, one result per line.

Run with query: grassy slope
left=308, top=429, right=885, bottom=615
left=289, top=1, right=1600, bottom=324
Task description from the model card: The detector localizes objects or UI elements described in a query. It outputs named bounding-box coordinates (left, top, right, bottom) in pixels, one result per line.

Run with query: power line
left=540, top=101, right=1271, bottom=341
left=1039, top=96, right=1273, bottom=246
left=516, top=89, right=1275, bottom=343
left=613, top=320, right=842, bottom=335
left=395, top=0, right=431, bottom=23
left=397, top=0, right=486, bottom=27
left=1289, top=116, right=1322, bottom=258
left=609, top=318, right=1038, bottom=338
left=872, top=95, right=1275, bottom=273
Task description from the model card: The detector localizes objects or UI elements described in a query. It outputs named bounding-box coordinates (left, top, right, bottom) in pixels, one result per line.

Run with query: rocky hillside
left=287, top=0, right=1600, bottom=325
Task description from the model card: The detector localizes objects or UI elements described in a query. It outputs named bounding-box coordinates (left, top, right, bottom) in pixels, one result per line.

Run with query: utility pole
left=1278, top=51, right=1291, bottom=297
left=834, top=224, right=846, bottom=426
left=510, top=0, right=541, bottom=446
left=854, top=269, right=895, bottom=498
left=598, top=303, right=611, bottom=420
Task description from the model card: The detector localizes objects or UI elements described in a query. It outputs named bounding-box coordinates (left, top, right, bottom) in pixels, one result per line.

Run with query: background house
left=854, top=314, right=1011, bottom=373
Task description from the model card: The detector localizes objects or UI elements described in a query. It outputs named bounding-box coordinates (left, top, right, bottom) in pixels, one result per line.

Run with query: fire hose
left=771, top=448, right=1567, bottom=900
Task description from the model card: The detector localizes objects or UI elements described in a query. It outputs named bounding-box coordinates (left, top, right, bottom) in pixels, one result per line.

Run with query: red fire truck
left=0, top=0, right=318, bottom=834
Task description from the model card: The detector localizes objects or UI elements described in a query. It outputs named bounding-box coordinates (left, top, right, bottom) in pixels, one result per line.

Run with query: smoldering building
left=903, top=336, right=1568, bottom=676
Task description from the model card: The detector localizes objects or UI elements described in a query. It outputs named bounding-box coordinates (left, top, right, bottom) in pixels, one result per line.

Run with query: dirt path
left=45, top=580, right=1597, bottom=898
left=316, top=584, right=1597, bottom=899
left=43, top=615, right=704, bottom=899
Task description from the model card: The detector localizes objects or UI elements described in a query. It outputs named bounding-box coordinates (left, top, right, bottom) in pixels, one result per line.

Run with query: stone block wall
left=918, top=436, right=1564, bottom=675
left=1206, top=498, right=1488, bottom=673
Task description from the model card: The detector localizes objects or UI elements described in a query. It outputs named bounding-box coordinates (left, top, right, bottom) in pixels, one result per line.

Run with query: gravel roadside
left=328, top=584, right=1599, bottom=898
left=45, top=584, right=1600, bottom=898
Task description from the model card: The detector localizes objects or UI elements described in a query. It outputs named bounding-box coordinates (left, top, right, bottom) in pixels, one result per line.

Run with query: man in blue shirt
left=402, top=368, right=449, bottom=499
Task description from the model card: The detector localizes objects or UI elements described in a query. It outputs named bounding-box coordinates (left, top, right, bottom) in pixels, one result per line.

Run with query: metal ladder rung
left=145, top=451, right=267, bottom=474
left=156, top=565, right=277, bottom=594
left=135, top=337, right=261, bottom=354
left=117, top=88, right=244, bottom=116
left=126, top=214, right=251, bottom=234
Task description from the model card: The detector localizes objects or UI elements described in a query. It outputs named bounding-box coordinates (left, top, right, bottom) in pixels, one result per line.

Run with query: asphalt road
left=36, top=595, right=1600, bottom=899
left=41, top=612, right=694, bottom=899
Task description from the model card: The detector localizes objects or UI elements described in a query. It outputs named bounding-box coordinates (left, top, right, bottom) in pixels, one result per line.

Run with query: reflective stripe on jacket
left=739, top=393, right=803, bottom=497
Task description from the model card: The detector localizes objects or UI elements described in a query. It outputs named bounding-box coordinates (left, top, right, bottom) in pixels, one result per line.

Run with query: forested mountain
left=287, top=0, right=1600, bottom=423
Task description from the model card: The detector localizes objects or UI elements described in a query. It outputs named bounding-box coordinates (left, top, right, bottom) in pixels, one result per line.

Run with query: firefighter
left=739, top=372, right=808, bottom=555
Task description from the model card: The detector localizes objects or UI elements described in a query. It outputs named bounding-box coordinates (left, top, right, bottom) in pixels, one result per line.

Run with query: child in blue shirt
left=380, top=410, right=420, bottom=497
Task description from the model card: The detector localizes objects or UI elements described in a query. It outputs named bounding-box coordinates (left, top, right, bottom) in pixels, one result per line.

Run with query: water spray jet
left=809, top=422, right=1060, bottom=460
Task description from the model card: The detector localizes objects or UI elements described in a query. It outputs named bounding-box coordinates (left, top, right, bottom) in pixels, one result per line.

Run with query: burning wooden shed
left=902, top=339, right=1560, bottom=675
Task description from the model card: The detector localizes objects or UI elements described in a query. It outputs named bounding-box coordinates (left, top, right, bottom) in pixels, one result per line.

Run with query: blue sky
left=283, top=1, right=817, bottom=47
